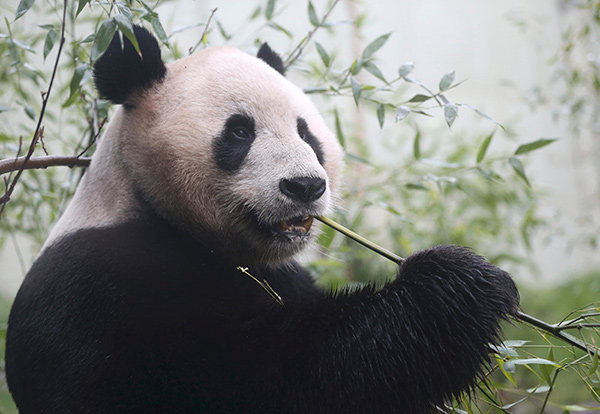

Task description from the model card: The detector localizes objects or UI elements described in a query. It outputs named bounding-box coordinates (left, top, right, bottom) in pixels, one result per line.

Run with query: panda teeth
left=279, top=215, right=313, bottom=233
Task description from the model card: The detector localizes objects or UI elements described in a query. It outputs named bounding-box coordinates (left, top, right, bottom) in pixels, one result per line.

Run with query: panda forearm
left=249, top=246, right=518, bottom=412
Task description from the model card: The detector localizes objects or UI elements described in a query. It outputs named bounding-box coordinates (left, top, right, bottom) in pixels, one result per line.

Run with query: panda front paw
left=396, top=245, right=519, bottom=321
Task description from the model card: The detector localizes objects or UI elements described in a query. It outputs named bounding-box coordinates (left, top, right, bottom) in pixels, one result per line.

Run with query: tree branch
left=0, top=155, right=91, bottom=176
left=284, top=0, right=341, bottom=69
left=0, top=0, right=68, bottom=217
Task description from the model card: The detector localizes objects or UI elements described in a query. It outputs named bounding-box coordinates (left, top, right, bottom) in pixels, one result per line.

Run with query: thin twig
left=0, top=0, right=68, bottom=218
left=0, top=155, right=91, bottom=176
left=77, top=117, right=106, bottom=158
left=189, top=8, right=217, bottom=55
left=316, top=215, right=598, bottom=357
left=237, top=266, right=284, bottom=306
left=284, top=0, right=341, bottom=69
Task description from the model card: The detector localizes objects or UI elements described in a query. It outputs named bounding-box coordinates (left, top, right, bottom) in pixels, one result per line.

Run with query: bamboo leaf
left=90, top=18, right=117, bottom=63
left=413, top=131, right=421, bottom=160
left=376, top=103, right=385, bottom=129
left=514, top=138, right=558, bottom=155
left=308, top=1, right=319, bottom=26
left=265, top=0, right=276, bottom=20
left=43, top=29, right=57, bottom=60
left=362, top=33, right=391, bottom=59
left=151, top=15, right=169, bottom=46
left=76, top=0, right=89, bottom=17
left=15, top=0, right=35, bottom=20
left=509, top=157, right=530, bottom=187
left=333, top=108, right=345, bottom=148
left=408, top=94, right=431, bottom=103
left=113, top=15, right=140, bottom=57
left=315, top=42, right=330, bottom=67
left=350, top=77, right=361, bottom=107
left=363, top=61, right=387, bottom=83
left=398, top=61, right=414, bottom=77
left=439, top=70, right=455, bottom=91
left=395, top=106, right=410, bottom=122
left=63, top=64, right=87, bottom=108
left=444, top=103, right=458, bottom=128
left=476, top=132, right=494, bottom=163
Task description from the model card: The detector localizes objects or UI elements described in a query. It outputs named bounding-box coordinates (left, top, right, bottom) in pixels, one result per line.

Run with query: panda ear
left=257, top=43, right=285, bottom=76
left=93, top=25, right=167, bottom=105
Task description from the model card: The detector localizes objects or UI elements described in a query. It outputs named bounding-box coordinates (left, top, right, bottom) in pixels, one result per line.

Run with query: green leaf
left=362, top=33, right=391, bottom=59
left=15, top=0, right=35, bottom=20
left=265, top=0, right=276, bottom=20
left=76, top=0, right=89, bottom=16
left=24, top=104, right=36, bottom=120
left=408, top=94, right=431, bottom=103
left=90, top=18, right=117, bottom=63
left=43, top=29, right=58, bottom=60
left=333, top=108, right=345, bottom=149
left=216, top=20, right=231, bottom=41
left=350, top=77, right=361, bottom=107
left=376, top=104, right=385, bottom=129
left=509, top=157, right=530, bottom=187
left=514, top=138, right=558, bottom=155
left=315, top=42, right=330, bottom=67
left=308, top=1, right=319, bottom=26
left=398, top=61, right=414, bottom=77
left=350, top=58, right=363, bottom=75
left=439, top=70, right=455, bottom=91
left=63, top=64, right=87, bottom=108
left=497, top=358, right=518, bottom=387
left=151, top=15, right=169, bottom=46
left=413, top=131, right=421, bottom=160
left=588, top=348, right=599, bottom=377
left=113, top=15, right=140, bottom=57
left=477, top=167, right=503, bottom=182
left=476, top=132, right=494, bottom=163
left=267, top=22, right=292, bottom=38
left=395, top=106, right=410, bottom=121
left=511, top=358, right=560, bottom=367
left=117, top=2, right=133, bottom=20
left=405, top=183, right=428, bottom=191
left=363, top=61, right=387, bottom=83
left=444, top=103, right=458, bottom=128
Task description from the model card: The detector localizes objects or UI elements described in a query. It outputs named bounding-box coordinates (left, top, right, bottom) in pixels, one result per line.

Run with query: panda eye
left=232, top=126, right=251, bottom=140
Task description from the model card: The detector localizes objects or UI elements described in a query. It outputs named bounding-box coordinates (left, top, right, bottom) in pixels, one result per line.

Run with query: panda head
left=93, top=26, right=344, bottom=265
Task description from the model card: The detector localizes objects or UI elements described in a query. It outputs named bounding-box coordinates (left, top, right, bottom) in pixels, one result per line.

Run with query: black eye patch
left=297, top=117, right=325, bottom=166
left=213, top=114, right=256, bottom=172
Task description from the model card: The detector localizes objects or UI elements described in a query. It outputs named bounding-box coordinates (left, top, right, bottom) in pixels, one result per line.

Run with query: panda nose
left=279, top=177, right=326, bottom=203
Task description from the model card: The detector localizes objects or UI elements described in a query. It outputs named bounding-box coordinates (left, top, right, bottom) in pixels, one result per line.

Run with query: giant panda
left=6, top=26, right=519, bottom=414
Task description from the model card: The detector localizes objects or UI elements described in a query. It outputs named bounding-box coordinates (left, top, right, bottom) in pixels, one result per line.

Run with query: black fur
left=257, top=43, right=285, bottom=75
left=213, top=114, right=257, bottom=172
left=297, top=117, right=325, bottom=166
left=93, top=25, right=166, bottom=105
left=6, top=211, right=518, bottom=413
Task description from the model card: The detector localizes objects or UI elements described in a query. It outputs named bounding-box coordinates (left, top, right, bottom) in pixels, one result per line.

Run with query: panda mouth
left=275, top=215, right=314, bottom=236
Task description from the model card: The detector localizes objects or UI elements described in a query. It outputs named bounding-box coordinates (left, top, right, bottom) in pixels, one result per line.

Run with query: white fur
left=45, top=46, right=344, bottom=264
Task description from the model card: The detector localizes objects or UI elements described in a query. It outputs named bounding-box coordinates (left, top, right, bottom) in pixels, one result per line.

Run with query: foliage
left=0, top=0, right=598, bottom=413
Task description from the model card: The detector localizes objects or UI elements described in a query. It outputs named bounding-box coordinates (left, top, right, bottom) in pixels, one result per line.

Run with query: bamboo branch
left=316, top=215, right=598, bottom=357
